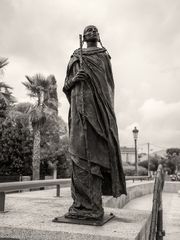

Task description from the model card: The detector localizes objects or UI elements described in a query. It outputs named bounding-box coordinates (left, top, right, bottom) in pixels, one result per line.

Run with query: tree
left=139, top=155, right=166, bottom=172
left=39, top=75, right=68, bottom=178
left=0, top=120, right=33, bottom=176
left=22, top=74, right=57, bottom=180
left=166, top=148, right=180, bottom=175
left=123, top=165, right=148, bottom=176
left=0, top=57, right=8, bottom=71
left=5, top=102, right=32, bottom=128
left=5, top=101, right=68, bottom=178
left=0, top=82, right=15, bottom=105
left=40, top=75, right=59, bottom=178
left=0, top=58, right=16, bottom=122
left=138, top=159, right=148, bottom=169
left=0, top=82, right=16, bottom=123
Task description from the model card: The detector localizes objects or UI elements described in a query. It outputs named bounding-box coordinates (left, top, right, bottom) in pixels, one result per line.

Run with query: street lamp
left=132, top=127, right=139, bottom=175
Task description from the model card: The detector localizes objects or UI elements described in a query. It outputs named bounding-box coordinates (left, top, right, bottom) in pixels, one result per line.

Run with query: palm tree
left=0, top=58, right=16, bottom=121
left=22, top=74, right=54, bottom=180
left=0, top=82, right=16, bottom=106
left=0, top=57, right=8, bottom=70
left=0, top=58, right=14, bottom=104
left=6, top=102, right=33, bottom=128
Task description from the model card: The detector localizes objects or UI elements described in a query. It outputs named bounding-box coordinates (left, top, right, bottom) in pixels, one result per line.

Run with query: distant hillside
left=150, top=149, right=167, bottom=158
left=138, top=149, right=167, bottom=162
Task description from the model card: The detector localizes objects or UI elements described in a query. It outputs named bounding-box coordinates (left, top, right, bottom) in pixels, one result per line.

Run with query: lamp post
left=132, top=127, right=139, bottom=176
left=147, top=142, right=150, bottom=176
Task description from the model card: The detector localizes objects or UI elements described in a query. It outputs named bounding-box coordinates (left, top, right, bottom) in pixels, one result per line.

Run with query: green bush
left=123, top=165, right=148, bottom=176
left=0, top=120, right=33, bottom=176
left=123, top=165, right=135, bottom=176
left=138, top=166, right=148, bottom=176
left=139, top=160, right=148, bottom=169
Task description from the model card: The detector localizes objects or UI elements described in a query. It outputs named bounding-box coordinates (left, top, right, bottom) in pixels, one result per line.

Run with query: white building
left=120, top=146, right=135, bottom=164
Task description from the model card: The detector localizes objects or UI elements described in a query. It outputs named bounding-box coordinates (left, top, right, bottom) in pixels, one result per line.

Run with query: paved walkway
left=0, top=187, right=150, bottom=240
left=124, top=192, right=180, bottom=240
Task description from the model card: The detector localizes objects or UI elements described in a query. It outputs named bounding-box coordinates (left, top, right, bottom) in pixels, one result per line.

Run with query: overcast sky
left=1, top=0, right=180, bottom=151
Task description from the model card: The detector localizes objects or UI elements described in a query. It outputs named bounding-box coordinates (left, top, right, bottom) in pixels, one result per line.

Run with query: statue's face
left=83, top=25, right=99, bottom=42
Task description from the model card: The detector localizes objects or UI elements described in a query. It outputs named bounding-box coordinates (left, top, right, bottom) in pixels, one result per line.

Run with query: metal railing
left=0, top=178, right=70, bottom=212
left=149, top=164, right=165, bottom=240
left=0, top=175, right=151, bottom=213
left=126, top=175, right=152, bottom=182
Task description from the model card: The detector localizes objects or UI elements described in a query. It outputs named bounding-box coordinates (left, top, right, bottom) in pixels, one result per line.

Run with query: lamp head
left=132, top=126, right=139, bottom=140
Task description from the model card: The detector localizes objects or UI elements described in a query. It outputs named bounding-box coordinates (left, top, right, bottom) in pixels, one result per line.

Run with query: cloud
left=137, top=98, right=180, bottom=147
left=1, top=0, right=180, bottom=148
left=117, top=98, right=180, bottom=147
left=139, top=98, right=180, bottom=129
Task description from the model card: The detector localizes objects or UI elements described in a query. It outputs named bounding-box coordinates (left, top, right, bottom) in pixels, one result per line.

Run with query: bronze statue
left=63, top=25, right=127, bottom=221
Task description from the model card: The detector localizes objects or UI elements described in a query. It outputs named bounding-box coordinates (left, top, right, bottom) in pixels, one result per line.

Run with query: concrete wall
left=104, top=180, right=180, bottom=209
left=104, top=181, right=154, bottom=209
left=163, top=181, right=180, bottom=193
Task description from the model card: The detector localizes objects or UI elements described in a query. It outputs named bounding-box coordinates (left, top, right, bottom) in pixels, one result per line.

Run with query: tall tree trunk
left=53, top=166, right=57, bottom=179
left=32, top=128, right=41, bottom=180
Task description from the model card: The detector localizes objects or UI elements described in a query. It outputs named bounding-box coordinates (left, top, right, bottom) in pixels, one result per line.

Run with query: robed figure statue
left=63, top=25, right=127, bottom=221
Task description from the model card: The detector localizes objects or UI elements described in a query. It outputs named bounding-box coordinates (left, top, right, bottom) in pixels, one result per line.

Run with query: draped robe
left=63, top=47, right=126, bottom=219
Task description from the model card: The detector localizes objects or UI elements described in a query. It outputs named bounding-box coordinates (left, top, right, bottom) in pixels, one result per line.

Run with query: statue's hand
left=73, top=69, right=89, bottom=82
left=63, top=70, right=89, bottom=93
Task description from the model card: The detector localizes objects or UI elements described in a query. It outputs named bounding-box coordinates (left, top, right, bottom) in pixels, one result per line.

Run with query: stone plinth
left=0, top=188, right=151, bottom=240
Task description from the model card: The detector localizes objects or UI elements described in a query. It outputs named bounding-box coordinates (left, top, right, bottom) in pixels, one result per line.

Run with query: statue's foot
left=65, top=207, right=104, bottom=221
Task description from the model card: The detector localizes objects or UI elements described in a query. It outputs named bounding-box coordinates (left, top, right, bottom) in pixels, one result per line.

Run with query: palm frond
left=27, top=73, right=46, bottom=86
left=25, top=75, right=33, bottom=84
left=0, top=80, right=16, bottom=106
left=9, top=95, right=16, bottom=103
left=13, top=102, right=33, bottom=113
left=1, top=91, right=16, bottom=102
left=24, top=74, right=47, bottom=91
left=0, top=92, right=9, bottom=105
left=0, top=58, right=8, bottom=69
left=0, top=81, right=13, bottom=90
left=22, top=81, right=39, bottom=95
left=27, top=92, right=37, bottom=98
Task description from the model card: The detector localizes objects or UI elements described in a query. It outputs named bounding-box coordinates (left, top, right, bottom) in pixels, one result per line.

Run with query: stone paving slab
left=0, top=188, right=151, bottom=240
left=124, top=192, right=180, bottom=240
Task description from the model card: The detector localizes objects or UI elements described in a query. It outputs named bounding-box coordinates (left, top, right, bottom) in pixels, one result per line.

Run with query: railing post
left=149, top=164, right=165, bottom=240
left=0, top=192, right=5, bottom=212
left=56, top=184, right=60, bottom=197
left=156, top=184, right=165, bottom=240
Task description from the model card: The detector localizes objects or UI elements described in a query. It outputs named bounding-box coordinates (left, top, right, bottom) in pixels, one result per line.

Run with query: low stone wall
left=104, top=180, right=180, bottom=210
left=104, top=181, right=154, bottom=209
left=163, top=181, right=180, bottom=193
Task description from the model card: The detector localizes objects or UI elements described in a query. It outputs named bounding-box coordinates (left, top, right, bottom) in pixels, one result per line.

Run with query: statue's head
left=83, top=25, right=100, bottom=43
